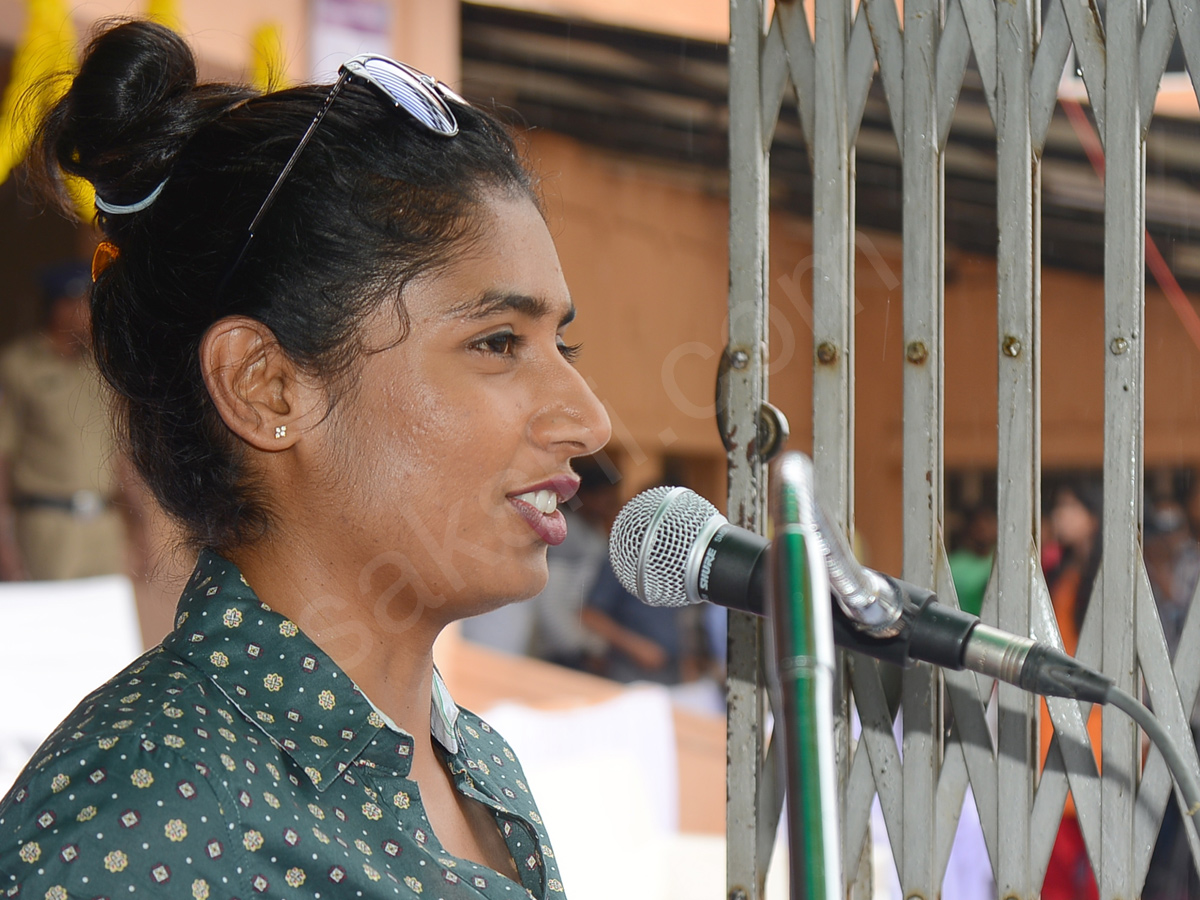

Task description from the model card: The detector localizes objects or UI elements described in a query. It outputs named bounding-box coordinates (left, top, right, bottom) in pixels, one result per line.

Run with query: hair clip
left=94, top=178, right=168, bottom=215
left=91, top=241, right=120, bottom=282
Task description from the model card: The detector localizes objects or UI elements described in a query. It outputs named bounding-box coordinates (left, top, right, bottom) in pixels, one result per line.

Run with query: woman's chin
left=460, top=570, right=550, bottom=620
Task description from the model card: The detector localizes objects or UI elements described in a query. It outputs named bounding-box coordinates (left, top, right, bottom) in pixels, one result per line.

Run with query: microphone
left=609, top=486, right=1113, bottom=703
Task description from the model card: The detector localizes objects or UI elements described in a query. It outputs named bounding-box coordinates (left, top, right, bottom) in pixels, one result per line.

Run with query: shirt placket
left=350, top=769, right=506, bottom=898
left=446, top=754, right=546, bottom=899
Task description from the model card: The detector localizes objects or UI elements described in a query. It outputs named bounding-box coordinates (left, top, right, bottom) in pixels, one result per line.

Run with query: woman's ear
left=200, top=316, right=314, bottom=452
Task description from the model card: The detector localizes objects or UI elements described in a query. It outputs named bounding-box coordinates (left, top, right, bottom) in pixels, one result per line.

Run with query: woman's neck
left=225, top=532, right=445, bottom=738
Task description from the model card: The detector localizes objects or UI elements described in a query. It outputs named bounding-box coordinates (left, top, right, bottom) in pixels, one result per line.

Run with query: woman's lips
left=509, top=497, right=568, bottom=545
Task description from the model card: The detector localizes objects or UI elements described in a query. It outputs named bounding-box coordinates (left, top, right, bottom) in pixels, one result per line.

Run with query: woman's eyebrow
left=451, top=289, right=576, bottom=326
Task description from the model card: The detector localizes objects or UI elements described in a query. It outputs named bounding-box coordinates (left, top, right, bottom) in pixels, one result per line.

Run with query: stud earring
left=275, top=425, right=287, bottom=439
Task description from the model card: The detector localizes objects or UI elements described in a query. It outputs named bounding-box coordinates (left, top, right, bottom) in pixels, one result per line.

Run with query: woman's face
left=300, top=190, right=611, bottom=622
left=1051, top=489, right=1098, bottom=553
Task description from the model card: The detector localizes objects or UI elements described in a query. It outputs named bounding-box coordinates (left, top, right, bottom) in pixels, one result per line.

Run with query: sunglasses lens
left=353, top=57, right=458, bottom=136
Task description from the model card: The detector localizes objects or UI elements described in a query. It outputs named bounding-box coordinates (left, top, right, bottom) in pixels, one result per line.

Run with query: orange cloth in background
left=1039, top=565, right=1102, bottom=825
left=1040, top=563, right=1102, bottom=899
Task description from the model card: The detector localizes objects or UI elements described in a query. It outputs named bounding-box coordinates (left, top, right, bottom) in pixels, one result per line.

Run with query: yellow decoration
left=145, top=0, right=182, bottom=33
left=250, top=23, right=287, bottom=92
left=63, top=171, right=93, bottom=218
left=0, top=0, right=93, bottom=219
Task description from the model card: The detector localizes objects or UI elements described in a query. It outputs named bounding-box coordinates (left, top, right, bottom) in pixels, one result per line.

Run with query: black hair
left=1052, top=479, right=1104, bottom=634
left=31, top=19, right=537, bottom=551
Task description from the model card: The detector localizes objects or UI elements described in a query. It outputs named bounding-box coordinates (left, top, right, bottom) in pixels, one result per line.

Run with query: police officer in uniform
left=0, top=261, right=125, bottom=580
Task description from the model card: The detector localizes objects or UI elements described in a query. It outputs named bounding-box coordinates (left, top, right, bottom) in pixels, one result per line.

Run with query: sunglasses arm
left=245, top=72, right=350, bottom=238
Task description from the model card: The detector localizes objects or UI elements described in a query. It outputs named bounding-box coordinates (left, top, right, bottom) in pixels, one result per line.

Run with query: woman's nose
left=530, top=361, right=612, bottom=458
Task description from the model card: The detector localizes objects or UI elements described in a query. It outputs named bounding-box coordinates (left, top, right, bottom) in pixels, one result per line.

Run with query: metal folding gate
left=723, top=1, right=1200, bottom=897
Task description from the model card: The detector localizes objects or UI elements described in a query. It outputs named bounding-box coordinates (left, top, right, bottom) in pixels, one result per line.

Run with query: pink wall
left=467, top=0, right=733, bottom=41
left=535, top=129, right=1200, bottom=574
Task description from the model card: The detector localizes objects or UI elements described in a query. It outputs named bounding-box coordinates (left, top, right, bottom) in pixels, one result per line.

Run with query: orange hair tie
left=91, top=241, right=119, bottom=282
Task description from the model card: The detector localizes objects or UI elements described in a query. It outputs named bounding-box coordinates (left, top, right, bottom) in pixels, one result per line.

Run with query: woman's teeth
left=514, top=489, right=559, bottom=514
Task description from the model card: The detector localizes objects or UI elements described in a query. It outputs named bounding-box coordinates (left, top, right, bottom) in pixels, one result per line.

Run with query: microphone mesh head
left=609, top=486, right=722, bottom=607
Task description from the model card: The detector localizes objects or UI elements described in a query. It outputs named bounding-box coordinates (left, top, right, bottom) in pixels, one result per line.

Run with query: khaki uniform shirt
left=0, top=333, right=124, bottom=578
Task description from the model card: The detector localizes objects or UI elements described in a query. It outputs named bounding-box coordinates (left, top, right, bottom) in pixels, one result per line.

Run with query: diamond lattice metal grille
left=725, top=1, right=1200, bottom=898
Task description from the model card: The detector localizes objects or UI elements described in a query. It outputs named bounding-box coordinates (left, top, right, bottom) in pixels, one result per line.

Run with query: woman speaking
left=0, top=19, right=610, bottom=898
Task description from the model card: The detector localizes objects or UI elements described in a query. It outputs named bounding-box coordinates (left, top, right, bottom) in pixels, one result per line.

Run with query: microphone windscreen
left=608, top=486, right=724, bottom=607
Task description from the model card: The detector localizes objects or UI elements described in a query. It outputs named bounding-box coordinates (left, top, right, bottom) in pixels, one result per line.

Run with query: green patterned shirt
left=1, top=550, right=566, bottom=899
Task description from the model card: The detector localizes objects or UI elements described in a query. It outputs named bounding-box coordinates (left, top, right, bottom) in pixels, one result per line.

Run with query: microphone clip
left=831, top=577, right=978, bottom=672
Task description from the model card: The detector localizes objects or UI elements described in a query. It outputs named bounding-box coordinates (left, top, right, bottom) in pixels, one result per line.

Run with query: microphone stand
left=770, top=453, right=841, bottom=899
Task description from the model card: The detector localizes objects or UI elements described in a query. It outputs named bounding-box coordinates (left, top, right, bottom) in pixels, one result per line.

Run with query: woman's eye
left=476, top=332, right=519, bottom=356
left=557, top=339, right=582, bottom=363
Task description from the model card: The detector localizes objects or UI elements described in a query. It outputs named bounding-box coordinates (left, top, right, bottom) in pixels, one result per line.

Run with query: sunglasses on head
left=217, top=54, right=466, bottom=297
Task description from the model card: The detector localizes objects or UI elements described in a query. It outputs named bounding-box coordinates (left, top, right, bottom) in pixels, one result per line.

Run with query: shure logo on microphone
left=699, top=547, right=718, bottom=593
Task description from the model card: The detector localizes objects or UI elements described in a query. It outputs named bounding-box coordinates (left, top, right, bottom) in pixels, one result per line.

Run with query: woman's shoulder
left=1, top=645, right=253, bottom=809
left=0, top=648, right=261, bottom=896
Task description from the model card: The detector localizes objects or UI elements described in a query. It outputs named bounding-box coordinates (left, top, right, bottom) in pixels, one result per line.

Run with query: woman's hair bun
left=37, top=19, right=213, bottom=210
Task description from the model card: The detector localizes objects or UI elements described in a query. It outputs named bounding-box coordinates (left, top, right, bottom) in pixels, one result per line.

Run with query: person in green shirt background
left=947, top=505, right=997, bottom=617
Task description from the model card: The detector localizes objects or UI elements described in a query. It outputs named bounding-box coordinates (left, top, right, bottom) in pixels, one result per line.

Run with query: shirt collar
left=361, top=668, right=459, bottom=756
left=162, top=549, right=461, bottom=789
